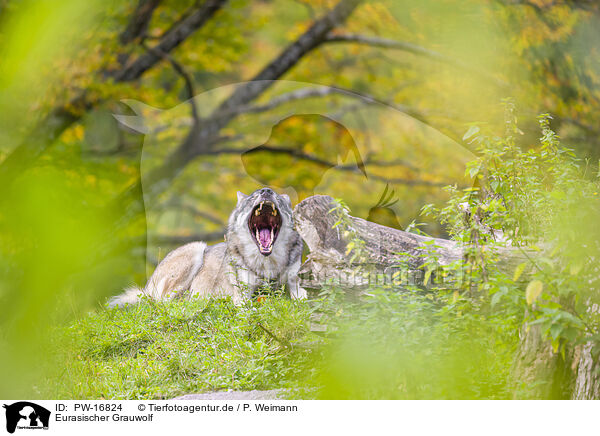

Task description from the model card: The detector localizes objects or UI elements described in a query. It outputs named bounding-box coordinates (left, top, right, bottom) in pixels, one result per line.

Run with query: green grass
left=42, top=296, right=322, bottom=399
left=38, top=286, right=519, bottom=400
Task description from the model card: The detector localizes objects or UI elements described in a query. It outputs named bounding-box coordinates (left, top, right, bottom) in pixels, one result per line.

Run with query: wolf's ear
left=237, top=191, right=248, bottom=203
left=281, top=193, right=291, bottom=205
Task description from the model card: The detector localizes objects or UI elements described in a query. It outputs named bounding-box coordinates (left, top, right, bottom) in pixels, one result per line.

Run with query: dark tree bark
left=119, top=0, right=162, bottom=44
left=0, top=99, right=86, bottom=191
left=570, top=302, right=600, bottom=399
left=215, top=0, right=363, bottom=117
left=573, top=339, right=600, bottom=399
left=112, top=0, right=229, bottom=81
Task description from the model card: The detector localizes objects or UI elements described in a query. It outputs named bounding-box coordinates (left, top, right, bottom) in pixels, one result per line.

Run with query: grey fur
left=108, top=188, right=306, bottom=307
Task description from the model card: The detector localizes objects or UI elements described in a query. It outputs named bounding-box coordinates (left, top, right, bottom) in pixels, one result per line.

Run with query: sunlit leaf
left=513, top=262, right=527, bottom=282
left=526, top=280, right=543, bottom=305
left=463, top=125, right=480, bottom=141
left=491, top=292, right=501, bottom=307
left=569, top=264, right=582, bottom=275
left=423, top=269, right=432, bottom=286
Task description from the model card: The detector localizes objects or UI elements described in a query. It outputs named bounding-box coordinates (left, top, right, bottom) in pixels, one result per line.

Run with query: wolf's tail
left=107, top=241, right=208, bottom=308
left=107, top=285, right=145, bottom=308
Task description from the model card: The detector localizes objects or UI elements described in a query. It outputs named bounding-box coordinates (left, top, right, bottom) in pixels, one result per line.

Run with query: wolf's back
left=107, top=241, right=208, bottom=308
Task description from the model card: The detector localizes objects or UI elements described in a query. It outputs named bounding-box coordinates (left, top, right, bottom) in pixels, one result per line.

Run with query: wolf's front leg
left=286, top=258, right=307, bottom=300
left=288, top=276, right=307, bottom=300
left=231, top=266, right=259, bottom=303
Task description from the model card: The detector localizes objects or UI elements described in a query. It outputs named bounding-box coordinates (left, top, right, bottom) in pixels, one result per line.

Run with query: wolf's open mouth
left=248, top=201, right=282, bottom=256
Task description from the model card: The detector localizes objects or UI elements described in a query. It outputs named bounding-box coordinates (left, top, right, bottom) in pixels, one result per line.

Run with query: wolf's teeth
left=256, top=228, right=260, bottom=242
left=259, top=202, right=264, bottom=211
left=255, top=209, right=260, bottom=216
left=272, top=209, right=277, bottom=216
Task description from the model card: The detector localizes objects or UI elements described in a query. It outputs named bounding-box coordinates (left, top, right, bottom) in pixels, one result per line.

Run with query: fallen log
left=293, top=194, right=533, bottom=291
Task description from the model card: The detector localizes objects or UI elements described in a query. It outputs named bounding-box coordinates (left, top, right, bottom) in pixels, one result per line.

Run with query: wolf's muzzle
left=248, top=200, right=282, bottom=256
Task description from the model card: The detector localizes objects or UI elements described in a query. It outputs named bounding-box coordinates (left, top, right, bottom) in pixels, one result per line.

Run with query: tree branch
left=120, top=0, right=162, bottom=44
left=324, top=33, right=507, bottom=86
left=147, top=82, right=430, bottom=137
left=230, top=86, right=343, bottom=116
left=218, top=84, right=426, bottom=123
left=215, top=0, right=363, bottom=116
left=199, top=145, right=449, bottom=187
left=156, top=198, right=226, bottom=226
left=0, top=0, right=227, bottom=189
left=135, top=0, right=365, bottom=204
left=142, top=42, right=200, bottom=125
left=113, top=0, right=229, bottom=81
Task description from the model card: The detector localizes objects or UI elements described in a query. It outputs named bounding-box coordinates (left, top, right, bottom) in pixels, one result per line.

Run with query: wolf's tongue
left=258, top=228, right=272, bottom=248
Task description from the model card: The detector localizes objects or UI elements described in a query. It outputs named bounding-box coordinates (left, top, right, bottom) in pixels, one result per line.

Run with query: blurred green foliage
left=420, top=106, right=600, bottom=398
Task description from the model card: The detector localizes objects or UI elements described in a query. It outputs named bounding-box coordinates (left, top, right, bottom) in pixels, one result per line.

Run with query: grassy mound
left=40, top=287, right=518, bottom=399
left=43, top=296, right=320, bottom=399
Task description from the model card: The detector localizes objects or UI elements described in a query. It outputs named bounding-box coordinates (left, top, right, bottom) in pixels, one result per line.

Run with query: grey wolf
left=108, top=188, right=306, bottom=307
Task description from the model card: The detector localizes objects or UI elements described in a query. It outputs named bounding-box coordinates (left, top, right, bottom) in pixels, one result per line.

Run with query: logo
left=2, top=402, right=50, bottom=434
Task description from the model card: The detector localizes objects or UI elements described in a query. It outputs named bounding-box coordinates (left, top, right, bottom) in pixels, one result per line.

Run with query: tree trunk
left=572, top=341, right=600, bottom=399
left=572, top=303, right=600, bottom=400
left=511, top=303, right=600, bottom=400
left=511, top=323, right=574, bottom=399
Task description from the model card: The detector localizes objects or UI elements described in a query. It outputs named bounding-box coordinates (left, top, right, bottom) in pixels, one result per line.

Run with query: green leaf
left=513, top=262, right=527, bottom=282
left=491, top=292, right=502, bottom=307
left=562, top=327, right=579, bottom=342
left=423, top=269, right=432, bottom=286
left=550, top=323, right=563, bottom=340
left=569, top=263, right=582, bottom=275
left=463, top=125, right=480, bottom=141
left=468, top=165, right=481, bottom=179
left=526, top=280, right=543, bottom=305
